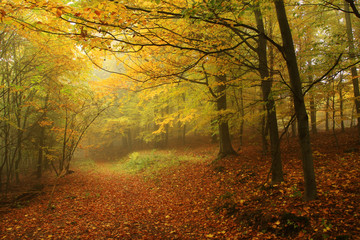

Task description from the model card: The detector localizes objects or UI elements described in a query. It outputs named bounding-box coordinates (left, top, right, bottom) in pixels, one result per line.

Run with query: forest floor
left=0, top=130, right=359, bottom=239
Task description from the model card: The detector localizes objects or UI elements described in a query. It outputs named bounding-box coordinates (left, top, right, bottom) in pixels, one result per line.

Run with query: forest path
left=1, top=152, right=239, bottom=239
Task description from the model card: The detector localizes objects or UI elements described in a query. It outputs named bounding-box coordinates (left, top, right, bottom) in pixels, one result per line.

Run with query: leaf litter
left=0, top=130, right=359, bottom=239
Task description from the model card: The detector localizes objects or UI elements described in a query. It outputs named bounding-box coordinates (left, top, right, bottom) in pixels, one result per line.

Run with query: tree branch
left=303, top=53, right=342, bottom=95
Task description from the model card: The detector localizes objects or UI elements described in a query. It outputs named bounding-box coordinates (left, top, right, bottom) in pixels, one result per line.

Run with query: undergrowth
left=111, top=150, right=205, bottom=174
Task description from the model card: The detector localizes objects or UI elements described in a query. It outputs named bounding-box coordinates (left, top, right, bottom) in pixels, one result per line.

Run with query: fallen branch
left=47, top=169, right=67, bottom=210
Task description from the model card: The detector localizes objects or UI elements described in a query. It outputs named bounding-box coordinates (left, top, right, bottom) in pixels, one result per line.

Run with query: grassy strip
left=112, top=150, right=205, bottom=174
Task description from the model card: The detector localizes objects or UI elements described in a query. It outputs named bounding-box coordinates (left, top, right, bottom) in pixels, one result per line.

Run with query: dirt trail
left=1, top=160, right=234, bottom=239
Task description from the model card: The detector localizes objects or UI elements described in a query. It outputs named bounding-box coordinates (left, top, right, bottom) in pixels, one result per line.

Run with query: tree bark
left=344, top=1, right=360, bottom=138
left=274, top=0, right=317, bottom=200
left=216, top=75, right=236, bottom=158
left=254, top=7, right=283, bottom=184
left=261, top=109, right=269, bottom=155
left=310, top=96, right=317, bottom=134
left=232, top=86, right=244, bottom=150
left=290, top=95, right=297, bottom=137
left=326, top=94, right=330, bottom=131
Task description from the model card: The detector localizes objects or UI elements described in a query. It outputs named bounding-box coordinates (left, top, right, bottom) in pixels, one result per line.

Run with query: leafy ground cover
left=0, top=130, right=359, bottom=239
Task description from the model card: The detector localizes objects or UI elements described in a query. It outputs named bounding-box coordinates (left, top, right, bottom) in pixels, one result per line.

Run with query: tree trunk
left=216, top=75, right=236, bottom=158
left=239, top=87, right=245, bottom=148
left=308, top=62, right=317, bottom=134
left=290, top=95, right=297, bottom=137
left=178, top=93, right=186, bottom=145
left=37, top=127, right=44, bottom=179
left=60, top=108, right=68, bottom=174
left=211, top=119, right=218, bottom=143
left=261, top=110, right=269, bottom=155
left=163, top=105, right=169, bottom=148
left=15, top=129, right=22, bottom=183
left=232, top=86, right=244, bottom=150
left=326, top=95, right=330, bottom=131
left=37, top=118, right=47, bottom=178
left=1, top=77, right=10, bottom=192
left=344, top=1, right=360, bottom=139
left=339, top=73, right=345, bottom=132
left=332, top=81, right=339, bottom=147
left=308, top=49, right=317, bottom=134
left=310, top=96, right=317, bottom=134
left=332, top=82, right=336, bottom=132
left=274, top=0, right=317, bottom=200
left=182, top=124, right=186, bottom=145
left=37, top=95, right=49, bottom=178
left=254, top=7, right=283, bottom=183
left=127, top=129, right=132, bottom=151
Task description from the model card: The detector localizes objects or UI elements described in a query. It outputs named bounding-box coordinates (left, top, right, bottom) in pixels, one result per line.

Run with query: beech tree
left=254, top=5, right=283, bottom=184
left=273, top=0, right=317, bottom=200
left=344, top=1, right=360, bottom=140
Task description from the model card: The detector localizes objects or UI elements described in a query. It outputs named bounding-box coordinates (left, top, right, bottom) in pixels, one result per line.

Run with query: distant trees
left=0, top=25, right=103, bottom=193
left=0, top=28, right=51, bottom=191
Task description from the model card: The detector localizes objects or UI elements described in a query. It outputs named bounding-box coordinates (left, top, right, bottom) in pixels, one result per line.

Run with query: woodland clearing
left=0, top=130, right=359, bottom=240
